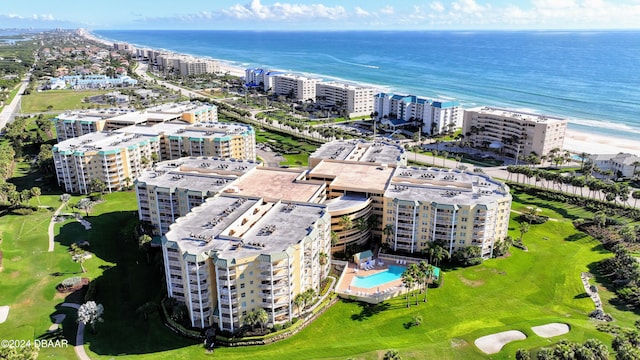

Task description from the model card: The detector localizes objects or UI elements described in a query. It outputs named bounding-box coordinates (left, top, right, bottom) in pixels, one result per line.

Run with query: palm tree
left=418, top=261, right=434, bottom=302
left=330, top=230, right=339, bottom=247
left=319, top=251, right=328, bottom=279
left=632, top=190, right=640, bottom=207
left=407, top=263, right=421, bottom=305
left=401, top=269, right=415, bottom=308
left=339, top=215, right=353, bottom=231
left=249, top=308, right=269, bottom=333
left=518, top=222, right=530, bottom=243
left=383, top=224, right=394, bottom=247
left=30, top=187, right=41, bottom=205
left=138, top=234, right=152, bottom=262
left=294, top=293, right=305, bottom=316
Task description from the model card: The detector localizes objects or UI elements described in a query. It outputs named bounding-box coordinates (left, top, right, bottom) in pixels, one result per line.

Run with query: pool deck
left=336, top=261, right=405, bottom=304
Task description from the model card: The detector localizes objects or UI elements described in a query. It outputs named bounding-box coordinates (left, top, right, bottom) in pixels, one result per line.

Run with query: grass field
left=1, top=173, right=636, bottom=359
left=20, top=90, right=111, bottom=113
left=255, top=128, right=319, bottom=167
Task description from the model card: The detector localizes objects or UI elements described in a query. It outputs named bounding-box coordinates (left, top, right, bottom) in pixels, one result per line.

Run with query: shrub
left=11, top=207, right=34, bottom=215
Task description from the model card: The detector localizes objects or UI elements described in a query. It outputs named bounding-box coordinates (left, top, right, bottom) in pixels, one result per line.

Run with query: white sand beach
left=564, top=129, right=640, bottom=156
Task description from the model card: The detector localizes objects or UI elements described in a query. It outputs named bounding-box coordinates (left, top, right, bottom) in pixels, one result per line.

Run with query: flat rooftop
left=309, top=160, right=395, bottom=192
left=55, top=110, right=110, bottom=122
left=137, top=157, right=259, bottom=192
left=165, top=196, right=327, bottom=260
left=234, top=167, right=324, bottom=202
left=53, top=131, right=157, bottom=154
left=384, top=166, right=510, bottom=205
left=469, top=106, right=567, bottom=123
left=165, top=195, right=259, bottom=256
left=325, top=194, right=370, bottom=212
left=115, top=121, right=252, bottom=138
left=146, top=102, right=215, bottom=115
left=310, top=140, right=405, bottom=165
left=106, top=110, right=180, bottom=124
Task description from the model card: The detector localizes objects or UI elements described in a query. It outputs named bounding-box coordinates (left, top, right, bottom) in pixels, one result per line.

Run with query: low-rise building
left=463, top=107, right=567, bottom=158
left=588, top=153, right=640, bottom=178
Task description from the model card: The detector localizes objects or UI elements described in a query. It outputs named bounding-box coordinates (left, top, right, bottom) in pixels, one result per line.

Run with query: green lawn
left=80, top=194, right=629, bottom=359
left=20, top=90, right=110, bottom=113
left=255, top=128, right=319, bottom=167
left=1, top=169, right=635, bottom=359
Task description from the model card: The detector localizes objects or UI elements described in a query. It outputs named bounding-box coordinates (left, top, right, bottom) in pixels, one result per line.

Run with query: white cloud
left=354, top=6, right=370, bottom=17
left=452, top=0, right=486, bottom=14
left=430, top=2, right=445, bottom=12
left=220, top=0, right=347, bottom=21
left=379, top=5, right=395, bottom=15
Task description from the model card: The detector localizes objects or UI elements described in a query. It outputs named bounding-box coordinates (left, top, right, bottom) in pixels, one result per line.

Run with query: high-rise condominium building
left=315, top=82, right=375, bottom=118
left=373, top=93, right=462, bottom=135
left=272, top=74, right=319, bottom=102
left=53, top=120, right=255, bottom=194
left=462, top=107, right=567, bottom=158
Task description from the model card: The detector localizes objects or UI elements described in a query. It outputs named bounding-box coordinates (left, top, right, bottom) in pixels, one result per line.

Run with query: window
left=241, top=292, right=246, bottom=298
left=240, top=283, right=245, bottom=289
left=242, top=302, right=246, bottom=308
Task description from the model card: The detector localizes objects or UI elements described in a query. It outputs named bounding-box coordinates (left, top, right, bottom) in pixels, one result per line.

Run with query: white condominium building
left=54, top=121, right=255, bottom=194
left=162, top=195, right=330, bottom=331
left=462, top=107, right=567, bottom=158
left=316, top=82, right=375, bottom=118
left=245, top=68, right=285, bottom=92
left=373, top=93, right=462, bottom=135
left=273, top=74, right=319, bottom=102
left=382, top=167, right=511, bottom=259
left=136, top=157, right=260, bottom=236
left=53, top=102, right=219, bottom=142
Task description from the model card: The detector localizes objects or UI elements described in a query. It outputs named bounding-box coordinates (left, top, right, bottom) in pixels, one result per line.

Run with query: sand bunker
left=531, top=323, right=570, bottom=338
left=475, top=330, right=527, bottom=354
left=0, top=306, right=9, bottom=323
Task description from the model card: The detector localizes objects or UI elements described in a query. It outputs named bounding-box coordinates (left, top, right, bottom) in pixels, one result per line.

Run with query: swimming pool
left=351, top=265, right=441, bottom=289
left=351, top=265, right=406, bottom=289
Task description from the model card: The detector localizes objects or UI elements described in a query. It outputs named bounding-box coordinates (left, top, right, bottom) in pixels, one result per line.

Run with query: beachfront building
left=382, top=167, right=511, bottom=259
left=587, top=153, right=640, bottom=179
left=272, top=74, right=319, bottom=102
left=308, top=139, right=406, bottom=168
left=315, top=82, right=375, bottom=118
left=462, top=107, right=568, bottom=158
left=245, top=68, right=285, bottom=93
left=155, top=54, right=220, bottom=75
left=53, top=102, right=218, bottom=142
left=373, top=93, right=462, bottom=135
left=53, top=120, right=255, bottom=194
left=162, top=194, right=331, bottom=330
left=50, top=74, right=138, bottom=89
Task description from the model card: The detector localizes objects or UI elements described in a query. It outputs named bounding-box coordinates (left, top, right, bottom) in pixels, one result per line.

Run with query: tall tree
left=77, top=301, right=104, bottom=334
left=30, top=187, right=41, bottom=205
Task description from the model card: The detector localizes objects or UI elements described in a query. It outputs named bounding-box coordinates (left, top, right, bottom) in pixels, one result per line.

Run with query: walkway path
left=48, top=204, right=65, bottom=252
left=60, top=302, right=91, bottom=360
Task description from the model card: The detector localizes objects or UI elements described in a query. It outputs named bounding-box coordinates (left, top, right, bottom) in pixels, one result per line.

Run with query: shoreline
left=80, top=29, right=640, bottom=157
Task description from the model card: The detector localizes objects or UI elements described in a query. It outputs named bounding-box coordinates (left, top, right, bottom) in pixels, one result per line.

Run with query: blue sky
left=2, top=0, right=640, bottom=30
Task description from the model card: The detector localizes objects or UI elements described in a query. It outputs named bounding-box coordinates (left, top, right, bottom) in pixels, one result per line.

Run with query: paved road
left=256, top=148, right=285, bottom=167
left=0, top=76, right=30, bottom=131
left=60, top=302, right=91, bottom=360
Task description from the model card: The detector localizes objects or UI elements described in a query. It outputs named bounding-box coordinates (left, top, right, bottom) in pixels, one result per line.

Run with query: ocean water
left=95, top=30, right=640, bottom=140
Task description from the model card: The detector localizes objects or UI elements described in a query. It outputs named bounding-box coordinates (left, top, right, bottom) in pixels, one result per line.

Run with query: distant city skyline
left=2, top=0, right=640, bottom=30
